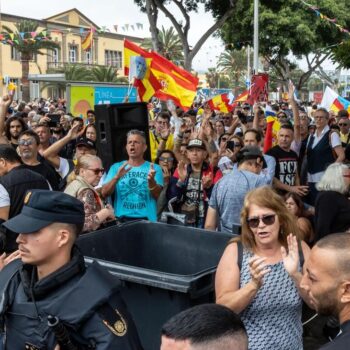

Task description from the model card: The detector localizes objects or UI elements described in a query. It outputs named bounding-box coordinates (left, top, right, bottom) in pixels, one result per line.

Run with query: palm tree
left=218, top=49, right=248, bottom=96
left=91, top=66, right=119, bottom=82
left=205, top=68, right=221, bottom=89
left=2, top=20, right=60, bottom=102
left=142, top=26, right=184, bottom=65
left=61, top=64, right=92, bottom=81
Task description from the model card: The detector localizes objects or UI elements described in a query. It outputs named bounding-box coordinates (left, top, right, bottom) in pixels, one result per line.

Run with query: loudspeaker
left=95, top=102, right=151, bottom=170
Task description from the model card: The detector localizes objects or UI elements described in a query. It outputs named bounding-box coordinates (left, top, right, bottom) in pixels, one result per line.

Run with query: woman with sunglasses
left=155, top=150, right=178, bottom=218
left=314, top=163, right=350, bottom=242
left=215, top=186, right=310, bottom=350
left=65, top=154, right=115, bottom=232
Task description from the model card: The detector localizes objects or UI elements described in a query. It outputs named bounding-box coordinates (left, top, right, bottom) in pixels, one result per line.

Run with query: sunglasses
left=343, top=174, right=350, bottom=178
left=246, top=214, right=276, bottom=229
left=18, top=139, right=34, bottom=146
left=87, top=168, right=105, bottom=175
left=159, top=156, right=174, bottom=162
left=222, top=117, right=231, bottom=120
left=339, top=123, right=348, bottom=126
left=221, top=137, right=228, bottom=142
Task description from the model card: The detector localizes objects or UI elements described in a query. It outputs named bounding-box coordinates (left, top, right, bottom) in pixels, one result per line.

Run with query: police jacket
left=320, top=320, right=350, bottom=350
left=0, top=247, right=143, bottom=350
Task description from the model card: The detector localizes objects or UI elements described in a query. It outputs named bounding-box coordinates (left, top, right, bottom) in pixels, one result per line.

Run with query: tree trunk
left=21, top=54, right=30, bottom=102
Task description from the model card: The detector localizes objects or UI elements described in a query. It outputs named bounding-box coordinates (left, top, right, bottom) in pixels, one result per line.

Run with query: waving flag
left=149, top=52, right=198, bottom=111
left=82, top=29, right=93, bottom=51
left=207, top=93, right=233, bottom=113
left=321, top=86, right=350, bottom=113
left=123, top=40, right=161, bottom=102
left=234, top=90, right=249, bottom=103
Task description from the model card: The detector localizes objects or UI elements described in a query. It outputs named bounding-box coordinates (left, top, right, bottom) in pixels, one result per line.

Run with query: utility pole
left=253, top=0, right=259, bottom=74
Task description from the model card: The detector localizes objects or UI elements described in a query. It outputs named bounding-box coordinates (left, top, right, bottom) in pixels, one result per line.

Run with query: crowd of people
left=0, top=86, right=350, bottom=349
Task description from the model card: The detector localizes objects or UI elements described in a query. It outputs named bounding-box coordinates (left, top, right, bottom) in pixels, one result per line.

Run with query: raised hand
left=115, top=162, right=131, bottom=181
left=0, top=94, right=13, bottom=117
left=162, top=167, right=170, bottom=184
left=177, top=160, right=188, bottom=182
left=160, top=127, right=171, bottom=140
left=288, top=80, right=295, bottom=102
left=249, top=255, right=271, bottom=289
left=148, top=163, right=157, bottom=187
left=67, top=123, right=85, bottom=140
left=281, top=234, right=300, bottom=277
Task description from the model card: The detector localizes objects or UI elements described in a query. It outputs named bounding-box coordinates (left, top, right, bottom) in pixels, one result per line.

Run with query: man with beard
left=301, top=232, right=350, bottom=349
left=18, top=130, right=60, bottom=190
left=4, top=116, right=27, bottom=149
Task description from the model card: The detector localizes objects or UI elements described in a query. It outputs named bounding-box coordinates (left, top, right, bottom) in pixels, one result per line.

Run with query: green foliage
left=59, top=65, right=92, bottom=82
left=142, top=26, right=184, bottom=64
left=331, top=40, right=350, bottom=68
left=91, top=66, right=119, bottom=82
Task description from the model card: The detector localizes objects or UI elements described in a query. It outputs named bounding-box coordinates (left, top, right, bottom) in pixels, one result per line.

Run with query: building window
left=104, top=50, right=122, bottom=68
left=85, top=50, right=92, bottom=64
left=52, top=48, right=60, bottom=66
left=11, top=47, right=21, bottom=61
left=69, top=45, right=78, bottom=63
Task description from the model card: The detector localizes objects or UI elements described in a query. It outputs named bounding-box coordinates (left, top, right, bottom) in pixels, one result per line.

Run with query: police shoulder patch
left=99, top=304, right=128, bottom=337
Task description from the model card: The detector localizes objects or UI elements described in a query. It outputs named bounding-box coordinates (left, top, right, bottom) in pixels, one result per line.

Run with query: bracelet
left=149, top=184, right=158, bottom=191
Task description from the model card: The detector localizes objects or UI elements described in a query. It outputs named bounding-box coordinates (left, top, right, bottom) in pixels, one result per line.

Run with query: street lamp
left=253, top=0, right=259, bottom=74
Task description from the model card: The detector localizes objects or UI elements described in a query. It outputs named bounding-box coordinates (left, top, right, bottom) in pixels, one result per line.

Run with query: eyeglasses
left=234, top=143, right=242, bottom=148
left=87, top=168, right=105, bottom=175
left=246, top=214, right=276, bottom=229
left=184, top=130, right=191, bottom=134
left=159, top=156, right=174, bottom=162
left=18, top=139, right=34, bottom=146
left=222, top=117, right=231, bottom=120
left=339, top=123, right=348, bottom=126
left=314, top=115, right=326, bottom=120
left=221, top=137, right=228, bottom=142
left=277, top=114, right=287, bottom=118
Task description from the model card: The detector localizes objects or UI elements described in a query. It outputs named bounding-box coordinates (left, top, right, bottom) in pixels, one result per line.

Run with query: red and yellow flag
left=263, top=116, right=281, bottom=153
left=149, top=52, right=199, bottom=111
left=207, top=94, right=233, bottom=113
left=234, top=90, right=249, bottom=103
left=123, top=40, right=161, bottom=102
left=82, top=30, right=93, bottom=51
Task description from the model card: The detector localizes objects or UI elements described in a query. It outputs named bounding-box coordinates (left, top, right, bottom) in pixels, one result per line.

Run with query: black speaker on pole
left=94, top=102, right=151, bottom=170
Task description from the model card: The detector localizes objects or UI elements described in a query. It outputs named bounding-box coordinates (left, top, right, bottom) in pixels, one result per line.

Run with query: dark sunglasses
left=159, top=156, right=174, bottom=162
left=339, top=123, right=348, bottom=126
left=184, top=130, right=191, bottom=134
left=222, top=117, right=231, bottom=120
left=18, top=139, right=35, bottom=146
left=87, top=168, right=105, bottom=175
left=246, top=214, right=276, bottom=229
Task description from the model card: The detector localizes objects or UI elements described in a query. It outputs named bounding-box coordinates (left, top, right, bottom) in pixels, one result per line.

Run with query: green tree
left=2, top=20, right=59, bottom=102
left=218, top=49, right=247, bottom=95
left=142, top=26, right=184, bottom=65
left=205, top=68, right=221, bottom=88
left=91, top=66, right=119, bottom=82
left=61, top=64, right=92, bottom=81
left=220, top=0, right=350, bottom=90
left=134, top=0, right=236, bottom=70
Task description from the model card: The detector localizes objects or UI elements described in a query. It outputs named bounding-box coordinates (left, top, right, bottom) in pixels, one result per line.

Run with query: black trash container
left=77, top=221, right=232, bottom=350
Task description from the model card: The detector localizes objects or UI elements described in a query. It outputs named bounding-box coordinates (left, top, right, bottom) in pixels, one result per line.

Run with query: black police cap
left=3, top=190, right=85, bottom=234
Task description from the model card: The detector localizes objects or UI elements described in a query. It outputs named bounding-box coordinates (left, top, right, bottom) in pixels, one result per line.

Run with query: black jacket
left=0, top=247, right=143, bottom=350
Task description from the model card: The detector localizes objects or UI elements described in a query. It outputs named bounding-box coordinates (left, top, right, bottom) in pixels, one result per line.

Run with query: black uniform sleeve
left=79, top=292, right=143, bottom=350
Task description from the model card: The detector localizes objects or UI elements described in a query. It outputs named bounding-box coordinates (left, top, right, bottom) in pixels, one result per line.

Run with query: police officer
left=0, top=189, right=143, bottom=350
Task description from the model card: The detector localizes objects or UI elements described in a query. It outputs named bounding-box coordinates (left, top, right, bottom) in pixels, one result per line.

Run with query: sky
left=0, top=0, right=224, bottom=72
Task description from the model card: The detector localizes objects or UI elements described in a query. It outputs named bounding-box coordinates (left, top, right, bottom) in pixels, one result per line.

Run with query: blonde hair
left=232, top=186, right=300, bottom=250
left=66, top=154, right=102, bottom=185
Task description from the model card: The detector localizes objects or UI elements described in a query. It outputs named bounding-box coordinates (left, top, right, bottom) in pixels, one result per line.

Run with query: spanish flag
left=149, top=52, right=199, bottom=111
left=123, top=40, right=161, bottom=102
left=82, top=29, right=93, bottom=51
left=234, top=90, right=249, bottom=103
left=207, top=94, right=233, bottom=113
left=263, top=116, right=281, bottom=153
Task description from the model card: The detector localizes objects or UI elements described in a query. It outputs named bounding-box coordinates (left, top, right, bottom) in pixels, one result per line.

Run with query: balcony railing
left=47, top=61, right=119, bottom=72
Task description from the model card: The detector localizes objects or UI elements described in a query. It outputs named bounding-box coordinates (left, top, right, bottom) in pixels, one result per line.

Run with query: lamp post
left=253, top=0, right=259, bottom=74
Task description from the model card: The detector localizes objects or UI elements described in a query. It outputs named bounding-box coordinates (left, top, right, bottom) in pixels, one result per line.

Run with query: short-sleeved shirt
left=209, top=168, right=269, bottom=232
left=104, top=161, right=163, bottom=222
left=267, top=145, right=299, bottom=187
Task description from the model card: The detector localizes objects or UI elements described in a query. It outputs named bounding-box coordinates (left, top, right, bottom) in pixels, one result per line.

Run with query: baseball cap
left=76, top=137, right=96, bottom=150
left=3, top=190, right=85, bottom=234
left=236, top=146, right=267, bottom=168
left=186, top=139, right=207, bottom=150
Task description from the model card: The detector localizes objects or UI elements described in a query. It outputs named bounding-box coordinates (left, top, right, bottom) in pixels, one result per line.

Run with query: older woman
left=215, top=186, right=310, bottom=350
left=314, top=163, right=350, bottom=241
left=64, top=154, right=115, bottom=232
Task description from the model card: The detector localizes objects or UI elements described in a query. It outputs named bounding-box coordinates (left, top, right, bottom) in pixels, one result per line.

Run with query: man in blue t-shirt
left=102, top=129, right=163, bottom=222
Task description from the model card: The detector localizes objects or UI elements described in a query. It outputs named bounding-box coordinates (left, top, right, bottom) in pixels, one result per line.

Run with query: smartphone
left=47, top=114, right=60, bottom=127
left=226, top=140, right=236, bottom=151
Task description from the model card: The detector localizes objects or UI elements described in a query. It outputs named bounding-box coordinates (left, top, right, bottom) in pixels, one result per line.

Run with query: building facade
left=0, top=8, right=143, bottom=99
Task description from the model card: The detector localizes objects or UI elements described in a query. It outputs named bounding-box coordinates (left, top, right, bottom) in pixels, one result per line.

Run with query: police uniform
left=320, top=320, right=350, bottom=350
left=0, top=190, right=143, bottom=350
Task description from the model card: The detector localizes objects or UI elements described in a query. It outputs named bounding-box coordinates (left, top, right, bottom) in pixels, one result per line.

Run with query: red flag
left=247, top=73, right=269, bottom=104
